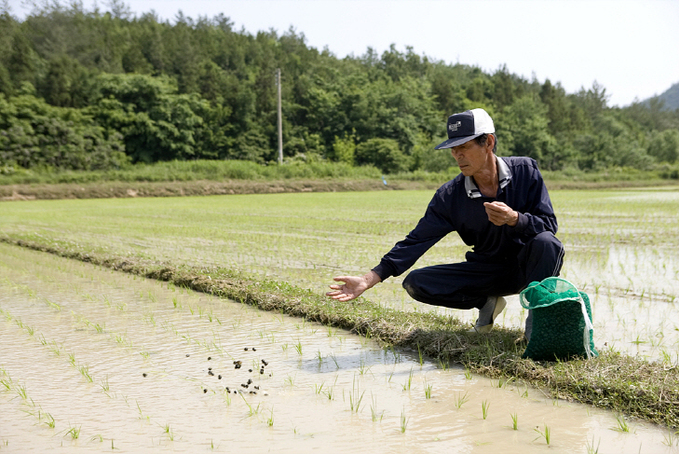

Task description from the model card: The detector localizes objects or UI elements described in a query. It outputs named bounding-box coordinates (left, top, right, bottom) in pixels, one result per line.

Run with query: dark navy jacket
left=372, top=156, right=558, bottom=280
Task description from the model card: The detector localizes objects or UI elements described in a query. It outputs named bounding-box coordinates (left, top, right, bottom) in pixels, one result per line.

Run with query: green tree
left=497, top=95, right=560, bottom=169
left=88, top=73, right=208, bottom=162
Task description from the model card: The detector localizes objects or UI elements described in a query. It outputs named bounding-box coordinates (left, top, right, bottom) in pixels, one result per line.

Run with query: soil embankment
left=0, top=179, right=440, bottom=201
left=2, top=177, right=676, bottom=201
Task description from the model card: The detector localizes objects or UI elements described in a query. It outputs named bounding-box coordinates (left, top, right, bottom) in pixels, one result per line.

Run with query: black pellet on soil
left=142, top=373, right=147, bottom=377
left=208, top=371, right=214, bottom=376
left=252, top=348, right=256, bottom=352
left=218, top=375, right=222, bottom=380
left=186, top=354, right=190, bottom=357
left=203, top=389, right=207, bottom=393
left=207, top=357, right=212, bottom=361
left=261, top=360, right=268, bottom=366
left=244, top=347, right=248, bottom=351
left=248, top=369, right=253, bottom=373
left=247, top=379, right=252, bottom=385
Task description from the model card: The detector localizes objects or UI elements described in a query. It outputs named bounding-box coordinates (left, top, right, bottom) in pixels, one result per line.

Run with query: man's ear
left=486, top=134, right=496, bottom=152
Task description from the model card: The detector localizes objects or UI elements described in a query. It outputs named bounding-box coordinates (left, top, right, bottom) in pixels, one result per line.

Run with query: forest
left=1, top=1, right=678, bottom=175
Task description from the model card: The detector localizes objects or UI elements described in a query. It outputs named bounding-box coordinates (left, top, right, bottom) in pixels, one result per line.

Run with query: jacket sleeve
left=509, top=162, right=558, bottom=240
left=372, top=190, right=455, bottom=281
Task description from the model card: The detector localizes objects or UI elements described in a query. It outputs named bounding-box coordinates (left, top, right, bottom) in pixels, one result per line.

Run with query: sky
left=6, top=0, right=679, bottom=107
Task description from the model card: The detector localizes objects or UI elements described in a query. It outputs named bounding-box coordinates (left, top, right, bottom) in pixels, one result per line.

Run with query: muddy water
left=0, top=243, right=676, bottom=453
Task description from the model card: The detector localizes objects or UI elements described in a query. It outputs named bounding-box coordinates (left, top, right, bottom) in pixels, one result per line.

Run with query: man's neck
left=472, top=156, right=499, bottom=197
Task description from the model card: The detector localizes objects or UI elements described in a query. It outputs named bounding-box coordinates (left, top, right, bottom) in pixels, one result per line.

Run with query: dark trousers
left=402, top=232, right=564, bottom=310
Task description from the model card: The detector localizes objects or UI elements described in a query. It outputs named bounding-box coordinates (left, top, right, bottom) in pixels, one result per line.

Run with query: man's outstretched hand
left=326, top=271, right=381, bottom=302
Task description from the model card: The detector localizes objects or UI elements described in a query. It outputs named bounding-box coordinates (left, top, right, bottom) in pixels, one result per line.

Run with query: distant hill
left=641, top=82, right=679, bottom=111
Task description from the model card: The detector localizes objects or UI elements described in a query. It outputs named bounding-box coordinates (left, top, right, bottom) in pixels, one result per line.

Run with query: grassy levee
left=2, top=235, right=679, bottom=428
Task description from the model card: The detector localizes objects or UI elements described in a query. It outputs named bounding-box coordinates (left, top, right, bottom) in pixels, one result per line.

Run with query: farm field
left=1, top=187, right=679, bottom=452
left=1, top=188, right=678, bottom=361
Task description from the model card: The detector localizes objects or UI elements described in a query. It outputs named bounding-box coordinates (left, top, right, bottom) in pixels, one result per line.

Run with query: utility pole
left=276, top=68, right=283, bottom=165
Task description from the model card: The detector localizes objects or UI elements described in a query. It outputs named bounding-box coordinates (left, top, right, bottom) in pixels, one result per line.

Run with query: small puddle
left=0, top=243, right=676, bottom=452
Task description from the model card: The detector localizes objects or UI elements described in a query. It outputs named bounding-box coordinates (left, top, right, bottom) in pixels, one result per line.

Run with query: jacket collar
left=464, top=156, right=512, bottom=199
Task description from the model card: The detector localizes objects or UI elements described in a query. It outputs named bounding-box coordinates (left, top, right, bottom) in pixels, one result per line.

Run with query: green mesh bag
left=520, top=277, right=598, bottom=361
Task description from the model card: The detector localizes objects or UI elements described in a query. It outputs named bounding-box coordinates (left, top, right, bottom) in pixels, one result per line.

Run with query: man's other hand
left=484, top=201, right=519, bottom=227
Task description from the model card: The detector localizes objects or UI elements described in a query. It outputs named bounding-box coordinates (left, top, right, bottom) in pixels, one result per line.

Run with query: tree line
left=1, top=1, right=678, bottom=174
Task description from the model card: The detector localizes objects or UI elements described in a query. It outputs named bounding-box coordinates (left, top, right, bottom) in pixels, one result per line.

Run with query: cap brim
left=434, top=133, right=483, bottom=150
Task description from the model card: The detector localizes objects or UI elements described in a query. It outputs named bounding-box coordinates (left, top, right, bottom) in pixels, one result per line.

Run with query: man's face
left=450, top=137, right=493, bottom=177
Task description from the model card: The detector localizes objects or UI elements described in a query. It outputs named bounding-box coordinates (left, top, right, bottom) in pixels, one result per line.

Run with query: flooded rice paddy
left=1, top=187, right=679, bottom=451
left=1, top=243, right=676, bottom=453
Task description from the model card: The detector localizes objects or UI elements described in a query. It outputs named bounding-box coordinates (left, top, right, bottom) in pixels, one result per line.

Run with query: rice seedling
left=510, top=413, right=518, bottom=430
left=294, top=340, right=303, bottom=356
left=65, top=425, right=81, bottom=440
left=78, top=365, right=94, bottom=382
left=454, top=391, right=469, bottom=409
left=613, top=414, right=633, bottom=433
left=402, top=368, right=413, bottom=391
left=16, top=384, right=28, bottom=400
left=267, top=407, right=274, bottom=427
left=43, top=412, right=56, bottom=429
left=370, top=395, right=384, bottom=422
left=240, top=394, right=261, bottom=418
left=136, top=400, right=149, bottom=421
left=348, top=376, right=365, bottom=413
left=533, top=425, right=551, bottom=445
left=161, top=423, right=175, bottom=441
left=417, top=343, right=424, bottom=366
left=424, top=380, right=433, bottom=399
left=464, top=369, right=472, bottom=380
left=586, top=436, right=601, bottom=453
left=400, top=409, right=409, bottom=433
left=663, top=430, right=678, bottom=447
left=481, top=400, right=489, bottom=420
left=99, top=375, right=110, bottom=392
